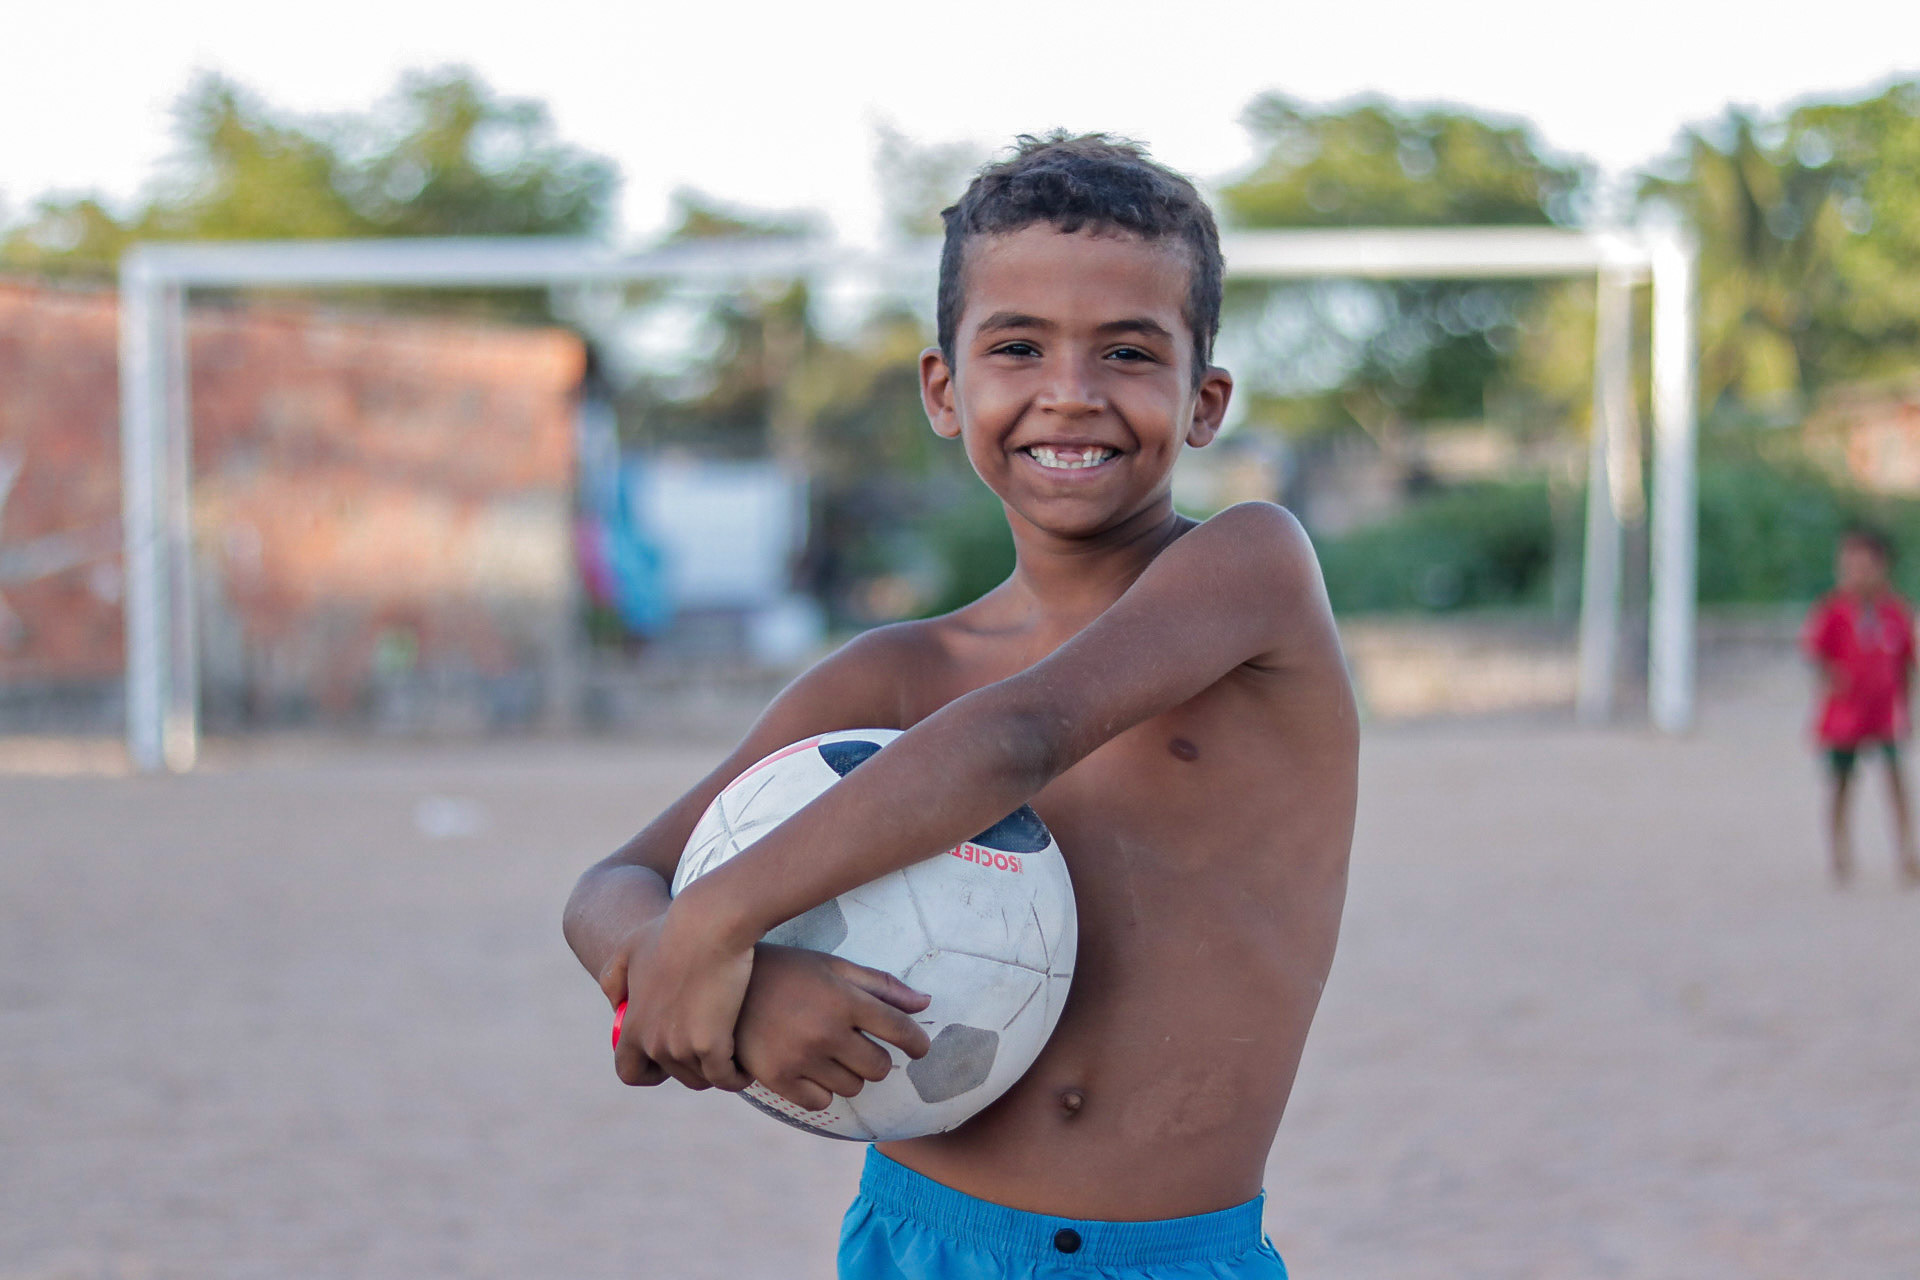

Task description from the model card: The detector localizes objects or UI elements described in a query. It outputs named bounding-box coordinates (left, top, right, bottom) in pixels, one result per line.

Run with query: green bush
left=1312, top=457, right=1920, bottom=615
left=1694, top=458, right=1920, bottom=602
left=917, top=489, right=1016, bottom=617
left=1314, top=482, right=1560, bottom=613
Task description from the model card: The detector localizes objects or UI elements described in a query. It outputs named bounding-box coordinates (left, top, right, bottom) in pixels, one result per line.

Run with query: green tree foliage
left=142, top=77, right=366, bottom=243
left=1225, top=95, right=1586, bottom=228
left=0, top=68, right=616, bottom=281
left=1641, top=111, right=1851, bottom=412
left=343, top=72, right=613, bottom=237
left=1220, top=95, right=1591, bottom=436
left=1639, top=80, right=1920, bottom=413
left=1791, top=82, right=1920, bottom=381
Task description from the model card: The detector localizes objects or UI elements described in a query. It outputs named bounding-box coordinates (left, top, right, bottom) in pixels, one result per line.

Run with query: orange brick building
left=1804, top=378, right=1920, bottom=495
left=0, top=278, right=584, bottom=730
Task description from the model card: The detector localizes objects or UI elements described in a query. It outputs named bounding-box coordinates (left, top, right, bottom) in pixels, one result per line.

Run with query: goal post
left=116, top=226, right=1697, bottom=772
left=1218, top=224, right=1699, bottom=735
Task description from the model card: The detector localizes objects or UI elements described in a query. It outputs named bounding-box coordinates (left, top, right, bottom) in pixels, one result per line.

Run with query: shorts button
left=1053, top=1227, right=1082, bottom=1253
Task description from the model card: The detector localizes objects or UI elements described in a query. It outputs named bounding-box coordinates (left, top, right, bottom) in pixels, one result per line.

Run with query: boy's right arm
left=561, top=625, right=931, bottom=1098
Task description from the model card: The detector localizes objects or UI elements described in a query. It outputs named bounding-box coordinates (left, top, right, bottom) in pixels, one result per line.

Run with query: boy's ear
left=1185, top=365, right=1234, bottom=449
left=920, top=346, right=962, bottom=439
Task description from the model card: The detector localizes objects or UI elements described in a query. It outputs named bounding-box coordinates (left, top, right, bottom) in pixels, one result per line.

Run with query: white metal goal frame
left=117, top=225, right=1695, bottom=772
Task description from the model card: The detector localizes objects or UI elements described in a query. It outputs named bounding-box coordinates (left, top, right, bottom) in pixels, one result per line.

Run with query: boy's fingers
left=696, top=1045, right=752, bottom=1092
left=660, top=1058, right=713, bottom=1091
left=809, top=1061, right=868, bottom=1099
left=853, top=997, right=932, bottom=1060
left=837, top=1032, right=895, bottom=1083
left=837, top=962, right=931, bottom=1014
left=613, top=1043, right=669, bottom=1087
left=646, top=1039, right=713, bottom=1091
left=610, top=1009, right=669, bottom=1087
left=769, top=1077, right=834, bottom=1112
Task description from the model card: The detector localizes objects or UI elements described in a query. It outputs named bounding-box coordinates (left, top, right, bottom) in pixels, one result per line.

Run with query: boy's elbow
left=978, top=687, right=1081, bottom=789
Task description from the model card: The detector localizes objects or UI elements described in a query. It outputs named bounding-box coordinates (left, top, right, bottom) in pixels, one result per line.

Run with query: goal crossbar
left=118, top=226, right=1696, bottom=771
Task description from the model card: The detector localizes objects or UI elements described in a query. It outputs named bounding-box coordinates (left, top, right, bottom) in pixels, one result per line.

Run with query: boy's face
left=1838, top=539, right=1889, bottom=594
left=919, top=225, right=1232, bottom=541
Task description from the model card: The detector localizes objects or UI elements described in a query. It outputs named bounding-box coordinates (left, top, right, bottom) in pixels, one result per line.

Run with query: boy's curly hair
left=937, top=132, right=1224, bottom=389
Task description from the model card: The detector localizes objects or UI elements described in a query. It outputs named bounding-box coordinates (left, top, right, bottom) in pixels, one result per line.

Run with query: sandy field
left=4, top=660, right=1917, bottom=1280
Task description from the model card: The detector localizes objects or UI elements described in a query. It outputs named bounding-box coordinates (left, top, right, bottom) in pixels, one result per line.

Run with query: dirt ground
left=4, top=658, right=1917, bottom=1280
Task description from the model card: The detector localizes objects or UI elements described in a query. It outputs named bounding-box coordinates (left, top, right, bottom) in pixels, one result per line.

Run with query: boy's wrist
left=669, top=873, right=762, bottom=955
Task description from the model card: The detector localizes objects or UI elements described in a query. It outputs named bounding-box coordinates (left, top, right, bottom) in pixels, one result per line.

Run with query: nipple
left=1169, top=737, right=1200, bottom=762
left=1059, top=1088, right=1085, bottom=1116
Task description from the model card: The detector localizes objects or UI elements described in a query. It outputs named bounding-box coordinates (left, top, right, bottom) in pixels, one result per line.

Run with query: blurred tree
left=1637, top=80, right=1920, bottom=414
left=618, top=191, right=822, bottom=458
left=1787, top=81, right=1920, bottom=383
left=1226, top=95, right=1586, bottom=228
left=1639, top=110, right=1850, bottom=414
left=345, top=70, right=613, bottom=237
left=1220, top=94, right=1591, bottom=442
left=140, top=76, right=368, bottom=243
left=1, top=67, right=616, bottom=304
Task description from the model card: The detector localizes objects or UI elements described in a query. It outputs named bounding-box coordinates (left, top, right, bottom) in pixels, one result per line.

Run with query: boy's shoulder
left=1139, top=501, right=1329, bottom=631
left=1181, top=500, right=1317, bottom=567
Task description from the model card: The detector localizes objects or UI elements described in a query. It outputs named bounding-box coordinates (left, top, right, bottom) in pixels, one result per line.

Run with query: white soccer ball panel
left=1041, top=970, right=1074, bottom=1040
left=829, top=871, right=937, bottom=981
left=898, top=841, right=1076, bottom=975
left=719, top=761, right=830, bottom=848
left=741, top=1081, right=872, bottom=1141
left=672, top=799, right=735, bottom=891
left=904, top=948, right=1048, bottom=1040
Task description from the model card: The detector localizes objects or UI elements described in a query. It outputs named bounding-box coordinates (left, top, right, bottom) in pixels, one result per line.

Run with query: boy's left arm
left=627, top=503, right=1341, bottom=1088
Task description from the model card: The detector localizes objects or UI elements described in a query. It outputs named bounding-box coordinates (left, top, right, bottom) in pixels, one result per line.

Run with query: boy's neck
left=1003, top=498, right=1194, bottom=624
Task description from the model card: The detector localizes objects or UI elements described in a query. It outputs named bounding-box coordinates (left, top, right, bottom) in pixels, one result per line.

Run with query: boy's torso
left=1812, top=593, right=1914, bottom=742
left=871, top=580, right=1357, bottom=1220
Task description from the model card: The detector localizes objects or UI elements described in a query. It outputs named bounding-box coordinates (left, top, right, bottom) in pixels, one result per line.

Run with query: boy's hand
left=734, top=945, right=932, bottom=1111
left=616, top=896, right=756, bottom=1092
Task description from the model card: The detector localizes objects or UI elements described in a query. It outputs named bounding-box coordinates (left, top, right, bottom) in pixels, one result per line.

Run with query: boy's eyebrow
left=974, top=313, right=1175, bottom=340
left=1096, top=317, right=1175, bottom=341
left=976, top=311, right=1054, bottom=334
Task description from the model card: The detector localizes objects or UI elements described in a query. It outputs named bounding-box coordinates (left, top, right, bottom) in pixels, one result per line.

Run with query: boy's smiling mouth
left=1020, top=444, right=1120, bottom=472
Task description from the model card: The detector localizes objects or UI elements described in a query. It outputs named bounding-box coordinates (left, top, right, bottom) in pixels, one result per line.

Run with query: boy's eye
left=1106, top=346, right=1153, bottom=362
left=992, top=341, right=1040, bottom=357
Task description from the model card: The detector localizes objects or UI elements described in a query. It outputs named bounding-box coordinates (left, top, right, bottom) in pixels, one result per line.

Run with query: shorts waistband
left=856, top=1147, right=1268, bottom=1266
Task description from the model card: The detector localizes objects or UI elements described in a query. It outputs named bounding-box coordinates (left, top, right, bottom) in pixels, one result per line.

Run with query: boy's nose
left=1035, top=359, right=1106, bottom=417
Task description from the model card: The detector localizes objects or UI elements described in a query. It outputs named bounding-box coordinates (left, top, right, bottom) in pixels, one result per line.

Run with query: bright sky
left=7, top=0, right=1919, bottom=246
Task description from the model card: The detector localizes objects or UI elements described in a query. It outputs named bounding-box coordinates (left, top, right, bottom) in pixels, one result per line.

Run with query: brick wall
left=0, top=278, right=584, bottom=728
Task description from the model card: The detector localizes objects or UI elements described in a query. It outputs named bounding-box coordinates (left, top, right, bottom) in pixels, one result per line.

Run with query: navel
left=1058, top=1087, right=1086, bottom=1117
left=1168, top=737, right=1200, bottom=762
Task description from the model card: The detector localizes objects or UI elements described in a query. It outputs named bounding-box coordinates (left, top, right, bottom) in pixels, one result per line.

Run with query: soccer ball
left=671, top=728, right=1077, bottom=1141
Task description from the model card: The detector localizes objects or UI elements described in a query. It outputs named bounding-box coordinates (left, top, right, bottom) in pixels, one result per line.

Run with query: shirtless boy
left=563, top=133, right=1359, bottom=1278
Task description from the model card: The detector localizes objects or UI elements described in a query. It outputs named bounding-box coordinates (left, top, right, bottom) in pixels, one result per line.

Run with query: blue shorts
left=838, top=1148, right=1289, bottom=1279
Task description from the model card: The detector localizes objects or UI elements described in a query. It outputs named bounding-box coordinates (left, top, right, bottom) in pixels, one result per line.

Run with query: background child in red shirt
left=1803, top=526, right=1919, bottom=886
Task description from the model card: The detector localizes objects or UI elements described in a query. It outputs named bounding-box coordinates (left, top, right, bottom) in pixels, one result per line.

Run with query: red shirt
left=1803, top=590, right=1915, bottom=745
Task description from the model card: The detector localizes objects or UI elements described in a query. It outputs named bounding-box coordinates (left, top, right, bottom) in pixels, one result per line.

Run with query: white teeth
left=1028, top=446, right=1115, bottom=470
